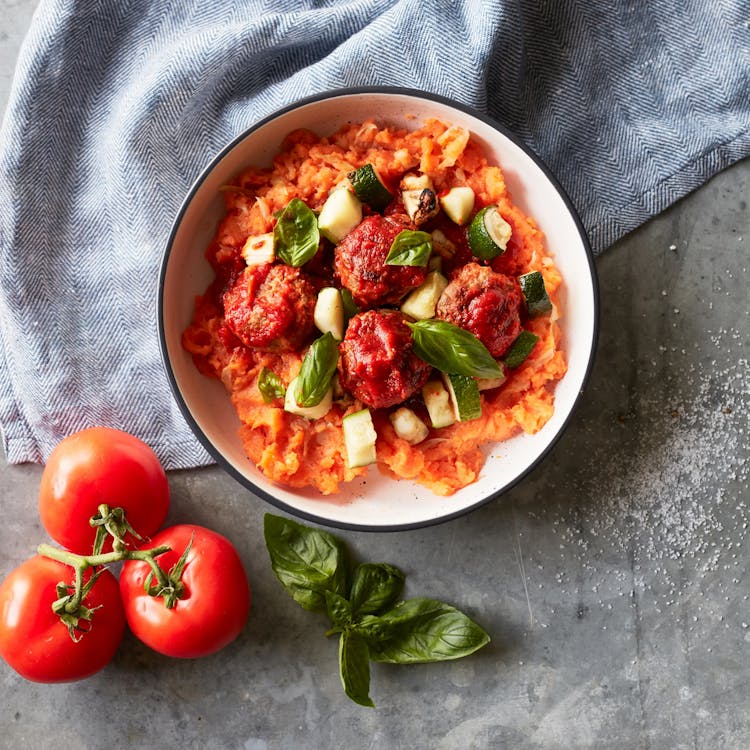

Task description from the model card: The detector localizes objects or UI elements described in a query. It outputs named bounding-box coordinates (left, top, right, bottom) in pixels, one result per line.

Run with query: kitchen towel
left=0, top=0, right=748, bottom=468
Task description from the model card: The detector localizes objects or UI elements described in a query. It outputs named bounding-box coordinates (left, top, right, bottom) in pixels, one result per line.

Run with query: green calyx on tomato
left=142, top=533, right=192, bottom=609
left=90, top=503, right=146, bottom=555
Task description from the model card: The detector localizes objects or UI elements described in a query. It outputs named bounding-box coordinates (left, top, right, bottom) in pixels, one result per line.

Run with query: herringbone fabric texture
left=0, top=0, right=748, bottom=467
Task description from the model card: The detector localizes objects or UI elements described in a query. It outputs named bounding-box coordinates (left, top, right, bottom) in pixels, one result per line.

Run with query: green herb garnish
left=264, top=514, right=490, bottom=707
left=294, top=332, right=339, bottom=408
left=257, top=367, right=286, bottom=403
left=385, top=230, right=432, bottom=266
left=274, top=198, right=320, bottom=267
left=407, top=319, right=503, bottom=379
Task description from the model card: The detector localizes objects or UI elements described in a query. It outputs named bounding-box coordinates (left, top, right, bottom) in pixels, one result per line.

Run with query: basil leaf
left=274, top=198, right=320, bottom=267
left=325, top=590, right=353, bottom=629
left=339, top=630, right=374, bottom=707
left=257, top=367, right=285, bottom=403
left=385, top=230, right=432, bottom=266
left=366, top=598, right=490, bottom=664
left=263, top=514, right=348, bottom=613
left=294, top=332, right=339, bottom=407
left=353, top=614, right=393, bottom=643
left=349, top=563, right=405, bottom=617
left=407, top=319, right=503, bottom=379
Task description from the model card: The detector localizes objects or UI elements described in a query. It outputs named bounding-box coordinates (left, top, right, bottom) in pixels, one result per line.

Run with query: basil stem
left=257, top=367, right=286, bottom=403
left=407, top=319, right=503, bottom=379
left=385, top=230, right=432, bottom=266
left=274, top=198, right=320, bottom=267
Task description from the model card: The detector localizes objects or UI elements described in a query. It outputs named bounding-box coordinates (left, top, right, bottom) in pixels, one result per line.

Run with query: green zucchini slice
left=518, top=271, right=553, bottom=316
left=442, top=373, right=482, bottom=422
left=467, top=206, right=512, bottom=260
left=348, top=164, right=393, bottom=211
left=503, top=331, right=540, bottom=369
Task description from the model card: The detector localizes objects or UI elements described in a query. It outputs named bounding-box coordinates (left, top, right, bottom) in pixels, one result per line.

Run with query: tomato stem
left=37, top=542, right=174, bottom=638
left=90, top=503, right=144, bottom=554
left=37, top=542, right=171, bottom=571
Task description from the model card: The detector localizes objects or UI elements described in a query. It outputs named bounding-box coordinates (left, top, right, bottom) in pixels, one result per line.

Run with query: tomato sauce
left=182, top=117, right=567, bottom=496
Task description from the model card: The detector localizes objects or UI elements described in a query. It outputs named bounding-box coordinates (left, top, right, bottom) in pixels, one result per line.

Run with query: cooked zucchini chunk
left=241, top=232, right=275, bottom=266
left=318, top=186, right=363, bottom=243
left=518, top=270, right=553, bottom=316
left=430, top=229, right=456, bottom=259
left=348, top=164, right=393, bottom=211
left=343, top=408, right=378, bottom=468
left=439, top=186, right=475, bottom=226
left=389, top=407, right=429, bottom=445
left=421, top=379, right=456, bottom=429
left=503, top=331, right=540, bottom=369
left=442, top=372, right=482, bottom=422
left=401, top=173, right=439, bottom=225
left=284, top=376, right=333, bottom=419
left=400, top=270, right=449, bottom=321
left=467, top=205, right=512, bottom=260
left=314, top=287, right=345, bottom=340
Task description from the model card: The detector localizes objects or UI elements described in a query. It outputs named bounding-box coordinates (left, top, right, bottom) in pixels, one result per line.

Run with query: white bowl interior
left=161, top=90, right=597, bottom=529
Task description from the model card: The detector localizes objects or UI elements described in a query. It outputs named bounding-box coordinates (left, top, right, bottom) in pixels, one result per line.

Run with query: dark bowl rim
left=157, top=85, right=600, bottom=533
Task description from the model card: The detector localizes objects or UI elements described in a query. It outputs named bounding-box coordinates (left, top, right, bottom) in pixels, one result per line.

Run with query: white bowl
left=159, top=87, right=598, bottom=531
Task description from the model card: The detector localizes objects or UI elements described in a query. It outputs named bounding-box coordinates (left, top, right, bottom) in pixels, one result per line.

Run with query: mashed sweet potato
left=182, top=118, right=566, bottom=496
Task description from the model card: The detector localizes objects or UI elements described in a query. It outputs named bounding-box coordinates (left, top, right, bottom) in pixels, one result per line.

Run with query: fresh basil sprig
left=294, top=332, right=339, bottom=407
left=385, top=230, right=432, bottom=266
left=274, top=198, right=320, bottom=267
left=257, top=367, right=286, bottom=403
left=264, top=514, right=490, bottom=708
left=265, top=513, right=348, bottom=612
left=407, top=319, right=503, bottom=379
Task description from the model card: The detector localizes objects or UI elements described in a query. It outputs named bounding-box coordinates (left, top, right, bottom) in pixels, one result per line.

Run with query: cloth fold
left=0, top=0, right=748, bottom=468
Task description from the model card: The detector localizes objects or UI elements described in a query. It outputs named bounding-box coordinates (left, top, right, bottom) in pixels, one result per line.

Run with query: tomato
left=0, top=556, right=125, bottom=683
left=119, top=524, right=250, bottom=658
left=38, top=427, right=170, bottom=554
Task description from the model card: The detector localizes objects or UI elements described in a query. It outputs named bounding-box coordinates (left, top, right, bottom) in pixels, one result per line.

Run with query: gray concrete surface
left=1, top=3, right=748, bottom=749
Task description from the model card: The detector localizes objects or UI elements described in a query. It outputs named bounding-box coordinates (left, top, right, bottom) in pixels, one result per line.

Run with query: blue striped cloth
left=0, top=0, right=748, bottom=468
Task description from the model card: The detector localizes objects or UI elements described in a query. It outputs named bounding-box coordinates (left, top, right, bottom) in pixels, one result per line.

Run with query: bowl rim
left=157, top=85, right=600, bottom=532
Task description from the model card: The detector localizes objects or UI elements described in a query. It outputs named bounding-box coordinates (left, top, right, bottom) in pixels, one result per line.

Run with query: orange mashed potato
left=182, top=118, right=566, bottom=496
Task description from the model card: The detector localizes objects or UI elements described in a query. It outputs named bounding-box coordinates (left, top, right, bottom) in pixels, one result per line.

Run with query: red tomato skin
left=0, top=556, right=125, bottom=683
left=119, top=524, right=250, bottom=658
left=38, top=427, right=170, bottom=554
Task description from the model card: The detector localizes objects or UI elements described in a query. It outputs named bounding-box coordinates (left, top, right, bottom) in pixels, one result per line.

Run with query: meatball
left=435, top=263, right=522, bottom=358
left=338, top=309, right=432, bottom=409
left=334, top=215, right=427, bottom=308
left=223, top=263, right=316, bottom=352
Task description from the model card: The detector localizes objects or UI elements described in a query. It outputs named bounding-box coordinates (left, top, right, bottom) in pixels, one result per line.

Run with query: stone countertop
left=1, top=3, right=748, bottom=748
